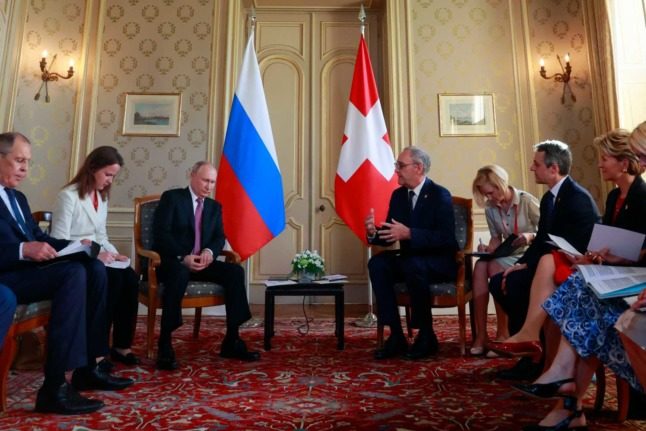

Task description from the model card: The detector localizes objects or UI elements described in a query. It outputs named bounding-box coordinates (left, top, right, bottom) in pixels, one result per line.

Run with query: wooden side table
left=263, top=281, right=345, bottom=351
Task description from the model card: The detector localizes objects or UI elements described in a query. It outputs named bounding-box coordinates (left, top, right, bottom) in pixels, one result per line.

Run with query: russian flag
left=216, top=30, right=285, bottom=261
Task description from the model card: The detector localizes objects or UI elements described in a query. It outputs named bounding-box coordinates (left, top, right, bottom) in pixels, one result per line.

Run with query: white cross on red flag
left=335, top=35, right=398, bottom=243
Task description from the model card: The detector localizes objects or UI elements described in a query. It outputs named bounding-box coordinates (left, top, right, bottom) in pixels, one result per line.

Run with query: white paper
left=587, top=224, right=645, bottom=262
left=547, top=234, right=582, bottom=256
left=321, top=274, right=348, bottom=281
left=264, top=280, right=297, bottom=287
left=107, top=258, right=131, bottom=269
left=57, top=240, right=90, bottom=257
left=577, top=264, right=646, bottom=299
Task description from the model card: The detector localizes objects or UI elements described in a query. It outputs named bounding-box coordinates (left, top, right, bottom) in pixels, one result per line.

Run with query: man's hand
left=377, top=219, right=411, bottom=243
left=182, top=254, right=209, bottom=272
left=501, top=263, right=527, bottom=294
left=22, top=241, right=58, bottom=262
left=198, top=249, right=214, bottom=266
left=364, top=208, right=377, bottom=237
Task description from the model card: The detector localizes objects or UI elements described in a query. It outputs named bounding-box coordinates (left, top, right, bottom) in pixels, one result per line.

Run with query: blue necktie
left=6, top=188, right=34, bottom=241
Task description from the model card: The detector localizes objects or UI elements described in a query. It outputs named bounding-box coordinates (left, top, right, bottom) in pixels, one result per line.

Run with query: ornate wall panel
left=94, top=0, right=215, bottom=208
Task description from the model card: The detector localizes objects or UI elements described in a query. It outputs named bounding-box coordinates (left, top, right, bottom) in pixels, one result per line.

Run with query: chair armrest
left=220, top=250, right=241, bottom=264
left=136, top=247, right=161, bottom=267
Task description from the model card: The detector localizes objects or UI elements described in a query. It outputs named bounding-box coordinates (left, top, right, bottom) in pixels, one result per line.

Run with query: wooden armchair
left=376, top=196, right=475, bottom=355
left=133, top=195, right=241, bottom=359
left=0, top=211, right=53, bottom=412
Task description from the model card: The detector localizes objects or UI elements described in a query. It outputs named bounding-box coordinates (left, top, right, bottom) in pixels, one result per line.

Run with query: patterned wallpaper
left=95, top=0, right=215, bottom=207
left=12, top=0, right=84, bottom=209
left=410, top=0, right=602, bottom=206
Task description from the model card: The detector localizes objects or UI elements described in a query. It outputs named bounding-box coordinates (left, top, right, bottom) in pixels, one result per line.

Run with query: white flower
left=291, top=249, right=325, bottom=276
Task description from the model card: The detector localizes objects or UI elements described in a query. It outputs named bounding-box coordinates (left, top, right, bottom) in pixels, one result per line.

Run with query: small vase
left=297, top=271, right=316, bottom=283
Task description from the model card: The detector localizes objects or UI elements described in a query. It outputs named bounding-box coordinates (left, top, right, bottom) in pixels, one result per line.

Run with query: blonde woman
left=470, top=165, right=540, bottom=355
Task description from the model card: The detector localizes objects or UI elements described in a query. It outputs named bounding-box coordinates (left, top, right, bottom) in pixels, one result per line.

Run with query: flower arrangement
left=291, top=249, right=325, bottom=279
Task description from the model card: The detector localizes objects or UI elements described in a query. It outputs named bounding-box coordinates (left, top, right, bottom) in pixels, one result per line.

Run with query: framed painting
left=122, top=93, right=182, bottom=136
left=438, top=93, right=497, bottom=137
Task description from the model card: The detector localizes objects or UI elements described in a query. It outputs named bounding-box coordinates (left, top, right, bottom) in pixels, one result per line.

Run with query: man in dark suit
left=153, top=161, right=259, bottom=370
left=0, top=284, right=16, bottom=350
left=489, top=140, right=600, bottom=379
left=365, top=146, right=458, bottom=360
left=0, top=132, right=132, bottom=415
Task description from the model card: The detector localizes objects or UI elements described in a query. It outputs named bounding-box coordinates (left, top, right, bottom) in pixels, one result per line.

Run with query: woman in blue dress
left=515, top=122, right=646, bottom=431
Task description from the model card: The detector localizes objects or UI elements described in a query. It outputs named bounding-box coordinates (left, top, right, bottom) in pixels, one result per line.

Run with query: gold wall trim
left=0, top=1, right=29, bottom=130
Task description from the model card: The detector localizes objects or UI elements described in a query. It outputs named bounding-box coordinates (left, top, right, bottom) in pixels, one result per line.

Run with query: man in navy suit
left=0, top=132, right=132, bottom=414
left=153, top=161, right=259, bottom=370
left=365, top=146, right=458, bottom=360
left=489, top=140, right=600, bottom=379
left=0, top=284, right=16, bottom=350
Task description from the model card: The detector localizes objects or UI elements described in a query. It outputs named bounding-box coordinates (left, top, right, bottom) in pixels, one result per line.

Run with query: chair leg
left=616, top=377, right=630, bottom=422
left=0, top=331, right=18, bottom=413
left=193, top=307, right=202, bottom=339
left=404, top=306, right=413, bottom=339
left=146, top=302, right=157, bottom=360
left=594, top=364, right=606, bottom=413
left=457, top=302, right=467, bottom=356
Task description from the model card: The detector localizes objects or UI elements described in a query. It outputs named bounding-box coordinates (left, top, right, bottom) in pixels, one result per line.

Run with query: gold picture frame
left=122, top=92, right=182, bottom=136
left=438, top=93, right=497, bottom=137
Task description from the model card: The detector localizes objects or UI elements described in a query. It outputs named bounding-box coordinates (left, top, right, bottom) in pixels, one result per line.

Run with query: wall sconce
left=34, top=51, right=74, bottom=102
left=539, top=53, right=575, bottom=104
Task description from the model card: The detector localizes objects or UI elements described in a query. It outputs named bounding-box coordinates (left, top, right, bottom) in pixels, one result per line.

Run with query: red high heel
left=487, top=339, right=543, bottom=362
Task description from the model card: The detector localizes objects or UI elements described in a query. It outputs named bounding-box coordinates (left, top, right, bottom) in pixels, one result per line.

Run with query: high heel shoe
left=512, top=378, right=575, bottom=399
left=522, top=397, right=588, bottom=431
left=469, top=345, right=485, bottom=356
left=487, top=339, right=543, bottom=362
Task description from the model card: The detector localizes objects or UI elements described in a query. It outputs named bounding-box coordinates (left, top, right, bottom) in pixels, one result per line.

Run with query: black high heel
left=522, top=397, right=588, bottom=431
left=512, top=378, right=575, bottom=399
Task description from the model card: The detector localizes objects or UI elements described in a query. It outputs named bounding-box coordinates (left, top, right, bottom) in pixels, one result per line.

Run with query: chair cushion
left=13, top=301, right=52, bottom=323
left=139, top=280, right=225, bottom=298
left=394, top=280, right=472, bottom=297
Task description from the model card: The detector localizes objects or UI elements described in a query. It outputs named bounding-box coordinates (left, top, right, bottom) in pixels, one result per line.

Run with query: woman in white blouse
left=470, top=165, right=540, bottom=356
left=51, top=146, right=139, bottom=366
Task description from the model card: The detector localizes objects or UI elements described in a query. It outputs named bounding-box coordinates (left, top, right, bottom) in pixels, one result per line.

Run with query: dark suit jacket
left=604, top=175, right=646, bottom=250
left=0, top=189, right=69, bottom=271
left=369, top=178, right=458, bottom=278
left=517, top=176, right=601, bottom=270
left=153, top=187, right=225, bottom=264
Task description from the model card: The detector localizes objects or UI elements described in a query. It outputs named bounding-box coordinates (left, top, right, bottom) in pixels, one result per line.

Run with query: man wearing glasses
left=365, top=146, right=458, bottom=360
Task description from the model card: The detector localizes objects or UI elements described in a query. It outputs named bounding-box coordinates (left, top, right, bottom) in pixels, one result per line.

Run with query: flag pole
left=240, top=6, right=263, bottom=329
left=353, top=4, right=378, bottom=329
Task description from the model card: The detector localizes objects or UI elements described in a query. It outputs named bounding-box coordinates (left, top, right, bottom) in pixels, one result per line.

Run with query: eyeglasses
left=394, top=161, right=417, bottom=170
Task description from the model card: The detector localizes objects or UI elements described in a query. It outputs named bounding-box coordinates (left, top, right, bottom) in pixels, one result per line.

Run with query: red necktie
left=192, top=197, right=204, bottom=255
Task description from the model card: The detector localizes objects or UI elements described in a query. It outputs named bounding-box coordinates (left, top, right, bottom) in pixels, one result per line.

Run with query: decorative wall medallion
left=27, top=164, right=46, bottom=184
left=107, top=5, right=125, bottom=23
left=188, top=128, right=205, bottom=148
left=104, top=38, right=122, bottom=57
left=153, top=139, right=168, bottom=148
left=417, top=0, right=433, bottom=8
left=100, top=73, right=119, bottom=92
left=128, top=185, right=147, bottom=201
left=533, top=7, right=550, bottom=24
left=63, top=4, right=81, bottom=21
left=168, top=147, right=186, bottom=166
left=59, top=37, right=78, bottom=56
left=172, top=74, right=191, bottom=91
left=123, top=22, right=141, bottom=39
left=174, top=39, right=192, bottom=57
left=139, top=38, right=157, bottom=57
left=163, top=0, right=174, bottom=5
left=120, top=56, right=138, bottom=74
left=536, top=41, right=554, bottom=58
left=189, top=92, right=207, bottom=111
left=451, top=0, right=468, bottom=7
left=193, top=22, right=210, bottom=40
left=469, top=8, right=486, bottom=24
left=191, top=56, right=209, bottom=74
left=177, top=5, right=195, bottom=23
left=141, top=5, right=160, bottom=23
left=564, top=128, right=581, bottom=146
left=26, top=31, right=42, bottom=49
left=496, top=130, right=512, bottom=149
left=452, top=24, right=469, bottom=41
left=131, top=147, right=150, bottom=167
left=567, top=0, right=580, bottom=16
left=582, top=144, right=596, bottom=164
left=29, top=126, right=49, bottom=146
left=147, top=166, right=167, bottom=185
left=31, top=0, right=45, bottom=14
left=158, top=21, right=176, bottom=39
left=418, top=24, right=436, bottom=41
left=135, top=74, right=155, bottom=91
left=553, top=21, right=569, bottom=39
left=156, top=56, right=174, bottom=75
left=434, top=8, right=452, bottom=24
left=44, top=17, right=60, bottom=35
left=571, top=33, right=584, bottom=52
left=436, top=41, right=454, bottom=59
left=97, top=109, right=116, bottom=129
left=578, top=107, right=593, bottom=126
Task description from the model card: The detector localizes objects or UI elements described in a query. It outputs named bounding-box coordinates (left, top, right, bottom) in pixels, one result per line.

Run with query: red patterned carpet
left=2, top=316, right=645, bottom=430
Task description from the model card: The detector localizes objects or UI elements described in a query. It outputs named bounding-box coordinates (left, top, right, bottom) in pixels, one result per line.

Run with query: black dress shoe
left=110, top=348, right=140, bottom=366
left=97, top=358, right=114, bottom=373
left=71, top=367, right=134, bottom=391
left=496, top=357, right=543, bottom=381
left=512, top=378, right=575, bottom=399
left=404, top=333, right=439, bottom=360
left=35, top=383, right=105, bottom=415
left=157, top=341, right=179, bottom=370
left=220, top=338, right=261, bottom=362
left=374, top=334, right=408, bottom=360
left=522, top=400, right=587, bottom=431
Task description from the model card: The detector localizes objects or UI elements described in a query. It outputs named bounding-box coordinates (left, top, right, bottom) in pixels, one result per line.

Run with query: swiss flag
left=335, top=35, right=398, bottom=243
